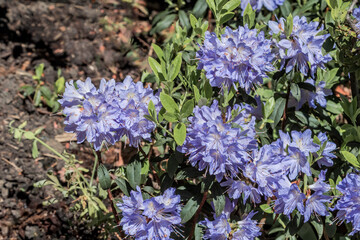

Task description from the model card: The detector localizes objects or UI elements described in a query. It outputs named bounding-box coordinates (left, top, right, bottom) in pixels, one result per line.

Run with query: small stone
left=25, top=226, right=40, bottom=239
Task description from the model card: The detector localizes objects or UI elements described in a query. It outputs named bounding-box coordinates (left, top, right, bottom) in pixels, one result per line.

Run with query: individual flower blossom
left=58, top=76, right=161, bottom=150
left=304, top=192, right=331, bottom=222
left=197, top=26, right=275, bottom=93
left=232, top=211, right=262, bottom=240
left=117, top=187, right=182, bottom=239
left=241, top=0, right=285, bottom=12
left=201, top=198, right=235, bottom=240
left=333, top=173, right=360, bottom=236
left=221, top=179, right=262, bottom=204
left=274, top=182, right=306, bottom=217
left=314, top=132, right=336, bottom=167
left=273, top=130, right=318, bottom=179
left=178, top=100, right=257, bottom=181
left=281, top=129, right=320, bottom=156
left=308, top=170, right=331, bottom=193
left=289, top=79, right=333, bottom=110
left=269, top=16, right=332, bottom=76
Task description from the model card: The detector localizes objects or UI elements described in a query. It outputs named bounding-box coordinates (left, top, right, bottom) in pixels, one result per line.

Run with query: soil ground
left=0, top=0, right=157, bottom=239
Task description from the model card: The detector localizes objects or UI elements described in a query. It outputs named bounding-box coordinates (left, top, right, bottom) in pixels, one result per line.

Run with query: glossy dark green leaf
left=270, top=97, right=286, bottom=128
left=114, top=178, right=129, bottom=196
left=180, top=196, right=200, bottom=223
left=97, top=164, right=111, bottom=190
left=126, top=159, right=142, bottom=189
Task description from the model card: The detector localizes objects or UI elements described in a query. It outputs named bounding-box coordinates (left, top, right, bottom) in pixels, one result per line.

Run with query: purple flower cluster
left=269, top=16, right=332, bottom=76
left=221, top=129, right=335, bottom=222
left=197, top=26, right=275, bottom=93
left=201, top=199, right=261, bottom=240
left=59, top=76, right=161, bottom=150
left=289, top=79, right=333, bottom=110
left=333, top=173, right=360, bottom=236
left=241, top=0, right=285, bottom=12
left=116, top=187, right=182, bottom=239
left=177, top=100, right=257, bottom=181
left=273, top=171, right=331, bottom=221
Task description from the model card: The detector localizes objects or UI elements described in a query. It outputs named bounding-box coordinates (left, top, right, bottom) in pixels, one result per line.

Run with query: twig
left=1, top=157, right=23, bottom=172
left=188, top=191, right=208, bottom=240
left=281, top=83, right=291, bottom=130
left=346, top=0, right=360, bottom=36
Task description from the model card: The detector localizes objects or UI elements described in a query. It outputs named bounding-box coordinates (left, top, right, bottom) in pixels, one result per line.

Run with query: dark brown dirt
left=0, top=0, right=154, bottom=239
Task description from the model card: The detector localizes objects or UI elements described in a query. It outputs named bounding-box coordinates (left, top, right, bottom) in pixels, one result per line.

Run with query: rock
left=11, top=209, right=22, bottom=219
left=25, top=225, right=41, bottom=239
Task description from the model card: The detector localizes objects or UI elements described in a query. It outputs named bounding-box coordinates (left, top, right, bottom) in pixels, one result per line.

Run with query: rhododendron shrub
left=23, top=0, right=360, bottom=239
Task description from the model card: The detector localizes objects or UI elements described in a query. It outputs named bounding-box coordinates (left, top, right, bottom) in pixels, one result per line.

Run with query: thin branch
left=188, top=191, right=208, bottom=240
left=346, top=0, right=360, bottom=36
left=281, top=83, right=291, bottom=131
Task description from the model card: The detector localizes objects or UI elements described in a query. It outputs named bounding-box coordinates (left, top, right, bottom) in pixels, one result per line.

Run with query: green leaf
left=223, top=0, right=241, bottom=11
left=163, top=112, right=178, bottom=122
left=55, top=76, right=65, bottom=94
left=170, top=53, right=182, bottom=81
left=160, top=92, right=179, bottom=113
left=270, top=97, right=286, bottom=129
left=219, top=12, right=234, bottom=25
left=114, top=178, right=129, bottom=196
left=20, top=85, right=35, bottom=97
left=193, top=85, right=200, bottom=103
left=148, top=57, right=162, bottom=77
left=178, top=10, right=190, bottom=29
left=34, top=89, right=42, bottom=106
left=211, top=183, right=225, bottom=217
left=204, top=81, right=213, bottom=99
left=341, top=150, right=360, bottom=168
left=167, top=153, right=180, bottom=178
left=290, top=83, right=301, bottom=102
left=264, top=97, right=275, bottom=119
left=174, top=123, right=186, bottom=145
left=32, top=140, right=39, bottom=158
left=189, top=14, right=197, bottom=29
left=148, top=100, right=156, bottom=118
left=325, top=216, right=336, bottom=238
left=40, top=86, right=52, bottom=99
left=23, top=131, right=35, bottom=140
left=97, top=164, right=111, bottom=190
left=243, top=3, right=255, bottom=28
left=19, top=121, right=27, bottom=129
left=298, top=223, right=317, bottom=240
left=192, top=0, right=208, bottom=18
left=35, top=63, right=44, bottom=80
left=181, top=196, right=200, bottom=223
left=181, top=99, right=194, bottom=117
left=126, top=159, right=142, bottom=189
left=150, top=14, right=176, bottom=35
left=285, top=14, right=294, bottom=38
left=311, top=220, right=324, bottom=239
left=206, top=0, right=216, bottom=14
left=260, top=204, right=273, bottom=213
left=152, top=43, right=164, bottom=60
